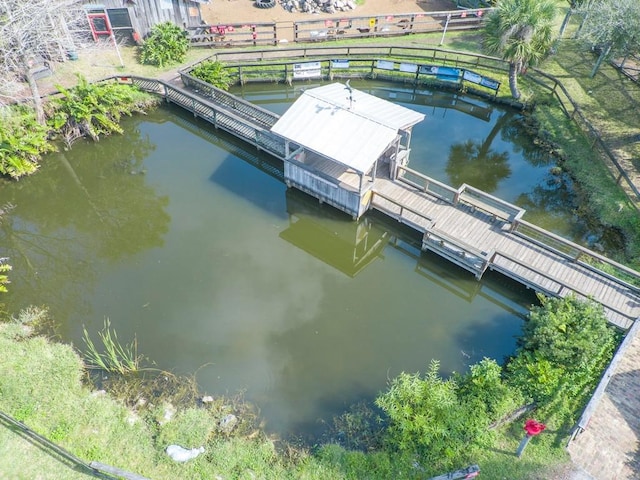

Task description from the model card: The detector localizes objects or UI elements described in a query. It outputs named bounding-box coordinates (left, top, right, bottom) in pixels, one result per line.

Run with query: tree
left=140, top=22, right=190, bottom=68
left=0, top=0, right=86, bottom=124
left=578, top=0, right=640, bottom=77
left=483, top=0, right=557, bottom=99
left=559, top=0, right=598, bottom=38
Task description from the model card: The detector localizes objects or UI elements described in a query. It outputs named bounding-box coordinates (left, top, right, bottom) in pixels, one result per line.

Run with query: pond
left=1, top=81, right=592, bottom=438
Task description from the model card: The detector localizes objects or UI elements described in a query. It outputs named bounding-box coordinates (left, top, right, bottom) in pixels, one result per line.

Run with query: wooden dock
left=127, top=75, right=640, bottom=330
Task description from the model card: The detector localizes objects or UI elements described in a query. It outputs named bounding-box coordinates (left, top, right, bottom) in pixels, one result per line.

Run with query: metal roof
left=270, top=83, right=425, bottom=174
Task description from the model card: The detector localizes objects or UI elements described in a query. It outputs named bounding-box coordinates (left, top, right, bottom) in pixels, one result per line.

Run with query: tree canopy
left=578, top=0, right=640, bottom=77
left=0, top=0, right=86, bottom=123
left=483, top=0, right=557, bottom=99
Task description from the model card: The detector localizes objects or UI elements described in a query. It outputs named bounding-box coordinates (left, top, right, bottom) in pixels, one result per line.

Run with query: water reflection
left=1, top=127, right=170, bottom=328
left=280, top=189, right=389, bottom=277
left=446, top=111, right=514, bottom=191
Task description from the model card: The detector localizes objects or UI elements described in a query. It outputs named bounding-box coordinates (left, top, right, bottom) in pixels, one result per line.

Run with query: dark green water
left=1, top=82, right=588, bottom=437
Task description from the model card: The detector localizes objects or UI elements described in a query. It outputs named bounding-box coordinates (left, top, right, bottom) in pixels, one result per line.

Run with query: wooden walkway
left=128, top=75, right=640, bottom=331
left=371, top=176, right=640, bottom=330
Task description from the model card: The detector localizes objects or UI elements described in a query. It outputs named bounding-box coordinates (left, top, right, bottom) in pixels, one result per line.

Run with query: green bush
left=375, top=360, right=490, bottom=471
left=140, top=22, right=189, bottom=67
left=507, top=294, right=617, bottom=410
left=0, top=106, right=53, bottom=179
left=47, top=75, right=156, bottom=147
left=189, top=60, right=233, bottom=90
left=456, top=357, right=524, bottom=424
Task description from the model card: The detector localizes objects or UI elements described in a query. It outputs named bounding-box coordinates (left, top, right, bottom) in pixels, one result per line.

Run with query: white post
left=440, top=14, right=451, bottom=45
left=104, top=12, right=124, bottom=68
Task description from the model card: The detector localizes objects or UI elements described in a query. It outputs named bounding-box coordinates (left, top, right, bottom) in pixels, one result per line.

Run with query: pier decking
left=128, top=75, right=640, bottom=331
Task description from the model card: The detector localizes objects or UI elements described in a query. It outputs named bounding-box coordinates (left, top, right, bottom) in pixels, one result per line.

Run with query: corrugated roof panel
left=271, top=83, right=424, bottom=174
left=305, top=82, right=425, bottom=130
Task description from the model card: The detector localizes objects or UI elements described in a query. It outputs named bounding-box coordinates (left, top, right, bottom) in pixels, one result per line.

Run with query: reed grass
left=82, top=318, right=141, bottom=375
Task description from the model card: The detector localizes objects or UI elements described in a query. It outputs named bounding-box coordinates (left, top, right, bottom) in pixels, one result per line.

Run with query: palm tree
left=483, top=0, right=557, bottom=99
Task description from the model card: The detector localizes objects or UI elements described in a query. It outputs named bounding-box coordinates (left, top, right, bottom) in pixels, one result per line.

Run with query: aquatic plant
left=82, top=318, right=141, bottom=375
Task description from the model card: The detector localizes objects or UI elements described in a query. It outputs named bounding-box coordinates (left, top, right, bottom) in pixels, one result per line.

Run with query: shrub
left=0, top=106, right=53, bottom=179
left=455, top=357, right=524, bottom=424
left=190, top=60, right=234, bottom=90
left=507, top=294, right=618, bottom=415
left=140, top=22, right=189, bottom=67
left=375, top=360, right=490, bottom=471
left=47, top=75, right=155, bottom=147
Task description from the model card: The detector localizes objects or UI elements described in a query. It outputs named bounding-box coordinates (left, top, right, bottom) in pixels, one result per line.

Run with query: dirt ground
left=201, top=0, right=456, bottom=41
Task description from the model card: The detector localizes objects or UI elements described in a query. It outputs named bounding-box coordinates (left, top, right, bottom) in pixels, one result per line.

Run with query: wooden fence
left=187, top=7, right=492, bottom=47
left=187, top=22, right=278, bottom=48
left=292, top=8, right=491, bottom=42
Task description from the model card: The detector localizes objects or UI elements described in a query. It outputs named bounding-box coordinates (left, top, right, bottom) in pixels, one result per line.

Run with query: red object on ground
left=524, top=419, right=546, bottom=436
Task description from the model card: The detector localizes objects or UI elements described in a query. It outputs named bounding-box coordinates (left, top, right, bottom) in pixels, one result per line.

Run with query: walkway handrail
left=393, top=162, right=640, bottom=295
left=178, top=72, right=280, bottom=128
left=396, top=165, right=459, bottom=203
left=457, top=184, right=525, bottom=223
left=513, top=220, right=640, bottom=295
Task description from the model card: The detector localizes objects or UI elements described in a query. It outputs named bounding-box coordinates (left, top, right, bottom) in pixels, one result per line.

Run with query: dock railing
left=124, top=75, right=287, bottom=160
left=396, top=165, right=459, bottom=203
left=179, top=73, right=280, bottom=128
left=457, top=184, right=525, bottom=226
left=423, top=229, right=491, bottom=278
left=513, top=220, right=640, bottom=295
left=393, top=163, right=640, bottom=293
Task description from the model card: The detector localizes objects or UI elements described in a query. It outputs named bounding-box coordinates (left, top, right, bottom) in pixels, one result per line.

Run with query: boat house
left=270, top=82, right=425, bottom=219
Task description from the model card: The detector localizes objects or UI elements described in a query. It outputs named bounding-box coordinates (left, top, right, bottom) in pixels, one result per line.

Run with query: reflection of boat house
left=270, top=83, right=425, bottom=219
left=279, top=189, right=390, bottom=277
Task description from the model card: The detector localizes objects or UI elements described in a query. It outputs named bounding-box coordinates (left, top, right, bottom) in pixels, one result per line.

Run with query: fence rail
left=292, top=9, right=491, bottom=43
left=513, top=220, right=640, bottom=295
left=371, top=190, right=435, bottom=231
left=185, top=8, right=491, bottom=48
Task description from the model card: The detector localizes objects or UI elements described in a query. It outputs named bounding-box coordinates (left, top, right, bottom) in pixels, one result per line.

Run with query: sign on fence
left=377, top=60, right=395, bottom=70
left=331, top=59, right=350, bottom=69
left=420, top=65, right=462, bottom=82
left=463, top=69, right=500, bottom=91
left=399, top=62, right=418, bottom=73
left=293, top=61, right=322, bottom=79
